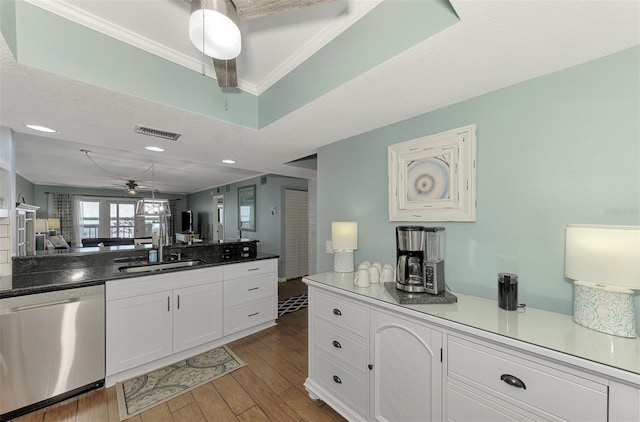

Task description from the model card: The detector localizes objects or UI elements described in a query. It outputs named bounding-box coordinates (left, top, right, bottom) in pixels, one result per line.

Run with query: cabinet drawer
left=313, top=350, right=368, bottom=418
left=448, top=336, right=608, bottom=421
left=224, top=274, right=275, bottom=307
left=447, top=381, right=536, bottom=422
left=223, top=259, right=276, bottom=280
left=313, top=319, right=367, bottom=373
left=313, top=290, right=367, bottom=337
left=224, top=297, right=275, bottom=335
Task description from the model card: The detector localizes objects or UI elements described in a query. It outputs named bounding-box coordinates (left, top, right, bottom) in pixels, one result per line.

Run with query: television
left=181, top=210, right=193, bottom=233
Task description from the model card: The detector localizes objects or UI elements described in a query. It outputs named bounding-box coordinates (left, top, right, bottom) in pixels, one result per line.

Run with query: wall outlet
left=326, top=240, right=333, bottom=254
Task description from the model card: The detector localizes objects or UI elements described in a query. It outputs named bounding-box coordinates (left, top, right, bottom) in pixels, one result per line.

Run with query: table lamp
left=332, top=222, right=358, bottom=273
left=565, top=224, right=640, bottom=338
left=35, top=219, right=49, bottom=234
left=47, top=218, right=60, bottom=236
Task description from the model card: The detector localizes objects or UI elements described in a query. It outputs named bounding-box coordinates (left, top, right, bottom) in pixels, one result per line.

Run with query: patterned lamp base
left=573, top=280, right=636, bottom=338
left=334, top=251, right=354, bottom=273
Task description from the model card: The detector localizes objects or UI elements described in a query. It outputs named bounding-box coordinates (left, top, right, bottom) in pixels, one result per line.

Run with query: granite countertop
left=0, top=252, right=278, bottom=299
left=304, top=272, right=640, bottom=383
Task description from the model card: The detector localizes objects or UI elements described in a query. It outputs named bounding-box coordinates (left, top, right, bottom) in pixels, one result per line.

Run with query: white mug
left=354, top=268, right=370, bottom=287
left=371, top=262, right=382, bottom=274
left=380, top=265, right=394, bottom=283
left=368, top=265, right=380, bottom=284
left=358, top=261, right=371, bottom=270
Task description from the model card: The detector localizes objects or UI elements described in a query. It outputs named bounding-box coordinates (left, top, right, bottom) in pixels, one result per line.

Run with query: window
left=109, top=202, right=135, bottom=238
left=78, top=200, right=100, bottom=239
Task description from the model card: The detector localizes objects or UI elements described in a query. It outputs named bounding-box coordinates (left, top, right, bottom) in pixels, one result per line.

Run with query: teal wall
left=15, top=173, right=34, bottom=205
left=317, top=46, right=640, bottom=319
left=188, top=174, right=307, bottom=277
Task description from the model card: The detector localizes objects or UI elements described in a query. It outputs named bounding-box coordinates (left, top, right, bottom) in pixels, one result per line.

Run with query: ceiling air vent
left=134, top=125, right=181, bottom=141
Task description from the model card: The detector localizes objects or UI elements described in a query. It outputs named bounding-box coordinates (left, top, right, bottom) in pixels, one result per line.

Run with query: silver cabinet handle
left=333, top=375, right=342, bottom=384
left=247, top=268, right=260, bottom=272
left=248, top=312, right=259, bottom=317
left=500, top=374, right=526, bottom=389
left=248, top=287, right=259, bottom=291
left=333, top=308, right=342, bottom=316
left=332, top=340, right=342, bottom=349
left=177, top=294, right=180, bottom=309
left=167, top=296, right=170, bottom=312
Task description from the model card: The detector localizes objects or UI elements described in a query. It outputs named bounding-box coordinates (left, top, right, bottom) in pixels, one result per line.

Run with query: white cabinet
left=372, top=310, right=442, bottom=422
left=15, top=204, right=37, bottom=256
left=446, top=335, right=608, bottom=422
left=305, top=287, right=444, bottom=421
left=223, top=259, right=277, bottom=336
left=106, top=266, right=223, bottom=376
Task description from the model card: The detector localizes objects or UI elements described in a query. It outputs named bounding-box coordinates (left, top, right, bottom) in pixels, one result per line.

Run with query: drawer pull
left=248, top=287, right=259, bottom=291
left=332, top=340, right=342, bottom=349
left=368, top=364, right=373, bottom=370
left=248, top=312, right=260, bottom=317
left=247, top=268, right=260, bottom=272
left=332, top=308, right=342, bottom=316
left=332, top=375, right=342, bottom=384
left=500, top=374, right=526, bottom=390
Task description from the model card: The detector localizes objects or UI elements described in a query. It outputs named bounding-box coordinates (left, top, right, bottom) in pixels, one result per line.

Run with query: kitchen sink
left=118, top=259, right=206, bottom=273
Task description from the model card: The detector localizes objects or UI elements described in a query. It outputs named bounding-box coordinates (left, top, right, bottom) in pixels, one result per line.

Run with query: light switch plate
left=326, top=240, right=333, bottom=254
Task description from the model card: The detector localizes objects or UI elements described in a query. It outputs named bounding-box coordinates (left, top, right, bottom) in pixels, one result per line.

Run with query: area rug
left=115, top=345, right=245, bottom=420
left=278, top=293, right=308, bottom=317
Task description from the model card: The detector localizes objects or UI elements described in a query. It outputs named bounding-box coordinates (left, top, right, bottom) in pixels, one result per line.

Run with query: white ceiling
left=1, top=0, right=638, bottom=195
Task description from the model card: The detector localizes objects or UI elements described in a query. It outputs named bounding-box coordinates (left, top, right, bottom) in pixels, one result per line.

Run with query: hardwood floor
left=11, top=278, right=344, bottom=422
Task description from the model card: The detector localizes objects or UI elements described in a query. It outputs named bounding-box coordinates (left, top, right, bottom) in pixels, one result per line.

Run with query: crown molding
left=23, top=0, right=258, bottom=95
left=254, top=0, right=382, bottom=94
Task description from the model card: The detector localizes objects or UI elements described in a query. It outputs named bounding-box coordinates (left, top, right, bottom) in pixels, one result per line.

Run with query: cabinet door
left=173, top=282, right=223, bottom=353
left=106, top=291, right=173, bottom=375
left=371, top=310, right=443, bottom=422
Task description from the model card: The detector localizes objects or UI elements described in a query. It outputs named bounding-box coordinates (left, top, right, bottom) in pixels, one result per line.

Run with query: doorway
left=283, top=188, right=308, bottom=279
left=212, top=194, right=224, bottom=241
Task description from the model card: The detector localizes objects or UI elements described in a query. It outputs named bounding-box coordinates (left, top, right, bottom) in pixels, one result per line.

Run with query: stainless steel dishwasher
left=0, top=285, right=105, bottom=420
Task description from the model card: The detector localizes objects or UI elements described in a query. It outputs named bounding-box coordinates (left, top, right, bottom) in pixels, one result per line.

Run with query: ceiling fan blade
left=231, top=0, right=336, bottom=20
left=213, top=58, right=238, bottom=87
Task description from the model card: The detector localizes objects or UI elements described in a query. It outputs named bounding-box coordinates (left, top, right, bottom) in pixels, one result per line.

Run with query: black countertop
left=0, top=252, right=279, bottom=299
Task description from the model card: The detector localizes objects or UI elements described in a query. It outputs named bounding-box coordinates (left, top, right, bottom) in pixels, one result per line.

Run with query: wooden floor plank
left=212, top=369, right=255, bottom=415
left=42, top=396, right=78, bottom=422
left=105, top=386, right=121, bottom=422
left=10, top=408, right=45, bottom=422
left=245, top=338, right=308, bottom=393
left=76, top=388, right=109, bottom=422
left=139, top=402, right=174, bottom=422
left=236, top=405, right=271, bottom=422
left=171, top=402, right=206, bottom=422
left=231, top=367, right=301, bottom=422
left=279, top=386, right=347, bottom=422
left=230, top=346, right=293, bottom=395
left=166, top=391, right=194, bottom=413
left=190, top=382, right=238, bottom=422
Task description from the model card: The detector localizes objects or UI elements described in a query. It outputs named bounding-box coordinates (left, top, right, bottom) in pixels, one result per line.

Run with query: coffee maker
left=396, top=226, right=446, bottom=295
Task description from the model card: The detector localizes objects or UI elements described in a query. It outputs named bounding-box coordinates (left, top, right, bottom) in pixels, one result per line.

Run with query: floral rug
left=116, top=345, right=245, bottom=420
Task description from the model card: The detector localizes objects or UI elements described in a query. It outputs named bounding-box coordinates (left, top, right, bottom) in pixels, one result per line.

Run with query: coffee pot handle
left=397, top=255, right=407, bottom=281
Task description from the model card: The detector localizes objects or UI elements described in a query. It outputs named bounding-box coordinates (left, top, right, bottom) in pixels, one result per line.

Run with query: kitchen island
left=304, top=272, right=640, bottom=421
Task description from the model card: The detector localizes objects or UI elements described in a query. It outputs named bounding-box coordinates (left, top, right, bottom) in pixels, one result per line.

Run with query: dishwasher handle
left=8, top=297, right=80, bottom=313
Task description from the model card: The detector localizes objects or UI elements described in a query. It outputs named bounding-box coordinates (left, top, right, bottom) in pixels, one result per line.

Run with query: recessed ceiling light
left=222, top=159, right=236, bottom=164
left=145, top=146, right=165, bottom=152
left=25, top=124, right=57, bottom=133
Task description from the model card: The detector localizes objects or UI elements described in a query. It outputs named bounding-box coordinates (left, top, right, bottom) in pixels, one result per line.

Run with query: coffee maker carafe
left=395, top=225, right=446, bottom=294
left=396, top=226, right=426, bottom=292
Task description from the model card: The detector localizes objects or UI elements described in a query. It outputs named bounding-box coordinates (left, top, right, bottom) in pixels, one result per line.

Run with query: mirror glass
left=238, top=185, right=256, bottom=232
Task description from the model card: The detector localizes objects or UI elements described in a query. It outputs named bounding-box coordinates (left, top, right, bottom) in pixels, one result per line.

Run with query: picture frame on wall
left=388, top=124, right=477, bottom=222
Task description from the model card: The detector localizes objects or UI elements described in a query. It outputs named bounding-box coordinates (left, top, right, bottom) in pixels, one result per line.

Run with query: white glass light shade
left=332, top=222, right=358, bottom=251
left=565, top=225, right=640, bottom=290
left=35, top=219, right=49, bottom=233
left=189, top=8, right=241, bottom=60
left=136, top=199, right=172, bottom=217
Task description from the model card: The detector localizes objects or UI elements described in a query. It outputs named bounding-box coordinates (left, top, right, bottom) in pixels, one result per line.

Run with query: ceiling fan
left=187, top=0, right=335, bottom=87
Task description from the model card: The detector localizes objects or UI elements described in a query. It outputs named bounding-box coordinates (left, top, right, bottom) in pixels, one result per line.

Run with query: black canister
left=498, top=273, right=519, bottom=310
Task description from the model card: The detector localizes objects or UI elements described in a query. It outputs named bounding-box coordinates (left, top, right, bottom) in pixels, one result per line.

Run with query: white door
left=173, top=282, right=223, bottom=353
left=284, top=189, right=308, bottom=279
left=371, top=309, right=443, bottom=422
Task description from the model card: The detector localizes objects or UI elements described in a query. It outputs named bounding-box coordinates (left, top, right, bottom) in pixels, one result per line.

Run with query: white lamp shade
left=189, top=8, right=241, bottom=60
left=332, top=222, right=358, bottom=251
left=47, top=218, right=60, bottom=230
left=565, top=225, right=640, bottom=290
left=35, top=219, right=49, bottom=233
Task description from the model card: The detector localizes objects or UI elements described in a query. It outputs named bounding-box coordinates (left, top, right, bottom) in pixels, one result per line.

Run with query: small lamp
left=332, top=222, right=358, bottom=273
left=35, top=219, right=49, bottom=234
left=565, top=224, right=640, bottom=338
left=47, top=218, right=60, bottom=236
